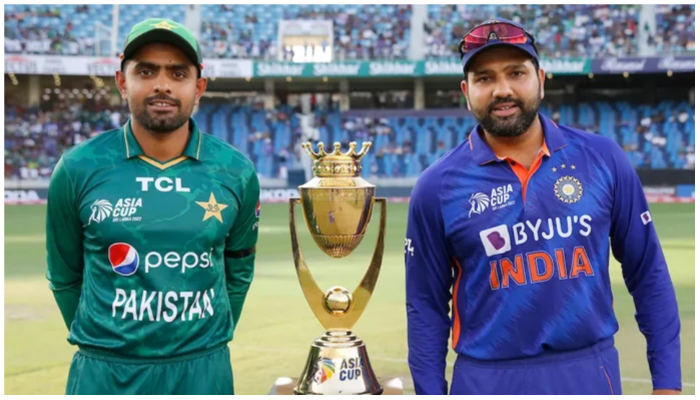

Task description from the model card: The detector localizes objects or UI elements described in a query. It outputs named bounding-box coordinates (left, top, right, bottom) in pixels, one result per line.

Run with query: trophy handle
left=289, top=198, right=386, bottom=331
left=347, top=197, right=386, bottom=326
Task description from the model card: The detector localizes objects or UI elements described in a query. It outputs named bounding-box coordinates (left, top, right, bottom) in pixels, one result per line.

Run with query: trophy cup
left=289, top=141, right=386, bottom=395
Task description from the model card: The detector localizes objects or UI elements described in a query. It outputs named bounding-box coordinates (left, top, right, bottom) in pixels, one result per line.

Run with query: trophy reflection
left=289, top=141, right=386, bottom=395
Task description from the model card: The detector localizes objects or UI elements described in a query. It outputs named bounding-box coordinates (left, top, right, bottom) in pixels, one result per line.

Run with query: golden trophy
left=289, top=141, right=386, bottom=395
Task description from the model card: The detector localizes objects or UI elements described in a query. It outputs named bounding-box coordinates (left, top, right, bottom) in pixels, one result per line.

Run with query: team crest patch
left=554, top=176, right=583, bottom=204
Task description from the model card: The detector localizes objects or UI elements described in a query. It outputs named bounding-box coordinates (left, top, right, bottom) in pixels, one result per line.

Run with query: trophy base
left=270, top=376, right=404, bottom=395
left=294, top=330, right=383, bottom=395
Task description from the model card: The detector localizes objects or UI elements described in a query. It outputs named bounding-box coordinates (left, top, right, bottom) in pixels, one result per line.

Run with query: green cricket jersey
left=46, top=117, right=260, bottom=359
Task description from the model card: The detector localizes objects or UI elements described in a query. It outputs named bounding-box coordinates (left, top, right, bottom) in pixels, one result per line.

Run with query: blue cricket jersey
left=405, top=113, right=681, bottom=394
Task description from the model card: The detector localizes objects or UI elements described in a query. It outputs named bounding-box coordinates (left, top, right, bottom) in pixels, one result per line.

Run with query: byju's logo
left=479, top=225, right=512, bottom=256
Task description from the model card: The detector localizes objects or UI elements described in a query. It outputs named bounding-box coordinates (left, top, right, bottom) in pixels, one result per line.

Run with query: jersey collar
left=468, top=112, right=567, bottom=165
left=122, top=117, right=203, bottom=161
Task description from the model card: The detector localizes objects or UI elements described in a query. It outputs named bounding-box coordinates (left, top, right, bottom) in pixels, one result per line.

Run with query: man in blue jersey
left=404, top=18, right=681, bottom=395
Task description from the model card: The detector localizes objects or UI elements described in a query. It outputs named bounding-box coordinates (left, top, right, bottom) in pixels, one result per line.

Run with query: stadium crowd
left=5, top=97, right=128, bottom=180
left=4, top=5, right=98, bottom=55
left=199, top=4, right=411, bottom=60
left=650, top=4, right=695, bottom=54
left=424, top=4, right=640, bottom=59
left=5, top=5, right=694, bottom=59
left=5, top=96, right=694, bottom=180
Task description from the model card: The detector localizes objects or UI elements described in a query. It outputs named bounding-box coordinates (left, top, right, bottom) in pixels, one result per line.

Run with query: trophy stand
left=269, top=377, right=404, bottom=395
left=284, top=142, right=400, bottom=395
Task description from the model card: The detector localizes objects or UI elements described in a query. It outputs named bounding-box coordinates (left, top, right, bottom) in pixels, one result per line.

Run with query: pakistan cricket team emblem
left=196, top=192, right=228, bottom=223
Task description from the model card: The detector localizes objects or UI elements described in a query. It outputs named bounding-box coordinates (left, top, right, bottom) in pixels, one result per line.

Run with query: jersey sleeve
left=608, top=145, right=682, bottom=391
left=224, top=168, right=260, bottom=329
left=404, top=169, right=453, bottom=395
left=45, top=156, right=85, bottom=330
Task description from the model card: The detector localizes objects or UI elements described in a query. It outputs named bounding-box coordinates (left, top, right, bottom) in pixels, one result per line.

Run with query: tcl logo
left=136, top=177, right=190, bottom=192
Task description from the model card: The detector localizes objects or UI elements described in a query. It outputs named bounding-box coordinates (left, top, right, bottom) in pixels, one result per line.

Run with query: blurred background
left=4, top=4, right=695, bottom=395
left=4, top=4, right=694, bottom=197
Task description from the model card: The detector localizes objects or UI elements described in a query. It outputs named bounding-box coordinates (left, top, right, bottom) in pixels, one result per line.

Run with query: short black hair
left=121, top=59, right=132, bottom=73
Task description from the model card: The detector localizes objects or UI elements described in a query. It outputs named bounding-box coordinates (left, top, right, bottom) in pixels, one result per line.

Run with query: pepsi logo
left=255, top=200, right=261, bottom=218
left=109, top=243, right=140, bottom=276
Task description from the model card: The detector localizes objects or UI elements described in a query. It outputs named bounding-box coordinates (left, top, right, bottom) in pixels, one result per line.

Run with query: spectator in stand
left=684, top=147, right=695, bottom=169
left=8, top=94, right=694, bottom=181
left=200, top=4, right=411, bottom=60
left=4, top=95, right=128, bottom=180
left=652, top=4, right=695, bottom=54
left=4, top=4, right=109, bottom=55
left=424, top=5, right=639, bottom=59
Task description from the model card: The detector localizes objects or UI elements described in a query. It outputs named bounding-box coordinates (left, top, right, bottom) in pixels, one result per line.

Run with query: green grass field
left=4, top=203, right=695, bottom=395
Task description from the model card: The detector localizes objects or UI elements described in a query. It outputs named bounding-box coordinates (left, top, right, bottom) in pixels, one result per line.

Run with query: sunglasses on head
left=458, top=21, right=537, bottom=57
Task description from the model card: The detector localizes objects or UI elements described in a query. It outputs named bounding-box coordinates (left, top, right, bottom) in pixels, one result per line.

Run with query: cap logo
left=488, top=32, right=498, bottom=41
left=151, top=21, right=176, bottom=31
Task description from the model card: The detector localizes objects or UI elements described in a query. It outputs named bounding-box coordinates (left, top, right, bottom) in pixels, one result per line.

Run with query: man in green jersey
left=45, top=18, right=260, bottom=395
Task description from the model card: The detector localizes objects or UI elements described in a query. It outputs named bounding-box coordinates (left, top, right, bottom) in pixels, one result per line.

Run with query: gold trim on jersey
left=138, top=155, right=188, bottom=170
left=196, top=131, right=202, bottom=159
left=124, top=127, right=130, bottom=158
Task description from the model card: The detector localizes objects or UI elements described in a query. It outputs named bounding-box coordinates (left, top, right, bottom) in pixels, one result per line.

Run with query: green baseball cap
left=120, top=18, right=203, bottom=76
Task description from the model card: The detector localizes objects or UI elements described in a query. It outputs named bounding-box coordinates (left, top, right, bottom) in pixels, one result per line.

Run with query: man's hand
left=652, top=389, right=681, bottom=395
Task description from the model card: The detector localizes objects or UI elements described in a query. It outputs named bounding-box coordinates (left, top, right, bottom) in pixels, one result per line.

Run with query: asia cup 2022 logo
left=89, top=199, right=113, bottom=225
left=312, top=357, right=335, bottom=384
left=468, top=192, right=490, bottom=217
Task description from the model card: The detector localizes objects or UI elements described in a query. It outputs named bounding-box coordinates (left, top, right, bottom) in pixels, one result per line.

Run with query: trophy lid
left=302, top=141, right=371, bottom=178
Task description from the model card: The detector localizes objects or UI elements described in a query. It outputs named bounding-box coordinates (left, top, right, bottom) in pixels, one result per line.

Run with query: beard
left=131, top=94, right=193, bottom=135
left=471, top=87, right=541, bottom=138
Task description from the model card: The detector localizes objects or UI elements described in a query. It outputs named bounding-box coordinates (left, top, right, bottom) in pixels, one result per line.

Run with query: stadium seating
left=5, top=4, right=113, bottom=55
left=424, top=4, right=641, bottom=59
left=4, top=5, right=187, bottom=57
left=117, top=5, right=187, bottom=50
left=651, top=4, right=695, bottom=54
left=199, top=4, right=411, bottom=60
left=190, top=100, right=694, bottom=177
left=5, top=99, right=128, bottom=180
left=4, top=99, right=694, bottom=180
left=6, top=5, right=695, bottom=59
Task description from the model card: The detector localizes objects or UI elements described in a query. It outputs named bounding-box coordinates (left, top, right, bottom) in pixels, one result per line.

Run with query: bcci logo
left=468, top=192, right=490, bottom=217
left=312, top=357, right=335, bottom=385
left=554, top=176, right=583, bottom=204
left=89, top=199, right=113, bottom=225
